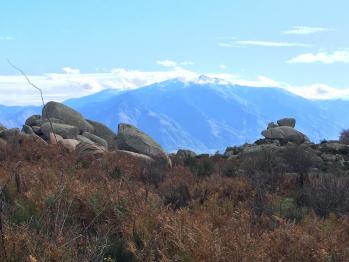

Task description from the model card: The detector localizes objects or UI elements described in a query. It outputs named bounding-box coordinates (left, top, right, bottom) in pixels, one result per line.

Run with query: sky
left=1, top=0, right=349, bottom=105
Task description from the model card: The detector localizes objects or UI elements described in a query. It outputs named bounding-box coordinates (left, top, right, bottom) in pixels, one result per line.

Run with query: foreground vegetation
left=0, top=138, right=348, bottom=261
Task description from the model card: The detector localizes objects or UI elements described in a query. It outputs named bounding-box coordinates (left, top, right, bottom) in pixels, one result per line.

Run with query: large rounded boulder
left=42, top=102, right=94, bottom=133
left=87, top=119, right=118, bottom=149
left=116, top=123, right=171, bottom=167
left=82, top=132, right=108, bottom=148
left=277, top=118, right=296, bottom=128
left=261, top=126, right=309, bottom=144
left=76, top=141, right=107, bottom=159
left=40, top=122, right=79, bottom=139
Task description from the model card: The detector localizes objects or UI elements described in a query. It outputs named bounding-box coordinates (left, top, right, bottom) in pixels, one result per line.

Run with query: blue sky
left=0, top=0, right=349, bottom=105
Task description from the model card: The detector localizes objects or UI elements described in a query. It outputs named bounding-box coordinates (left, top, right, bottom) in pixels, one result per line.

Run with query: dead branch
left=6, top=59, right=58, bottom=144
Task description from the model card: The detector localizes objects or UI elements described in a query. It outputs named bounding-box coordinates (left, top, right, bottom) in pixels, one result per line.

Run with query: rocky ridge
left=0, top=104, right=348, bottom=172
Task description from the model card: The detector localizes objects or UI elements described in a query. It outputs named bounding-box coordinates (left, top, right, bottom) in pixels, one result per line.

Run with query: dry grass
left=0, top=139, right=348, bottom=261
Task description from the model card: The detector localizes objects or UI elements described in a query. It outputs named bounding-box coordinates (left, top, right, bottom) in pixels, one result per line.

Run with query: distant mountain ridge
left=1, top=78, right=349, bottom=152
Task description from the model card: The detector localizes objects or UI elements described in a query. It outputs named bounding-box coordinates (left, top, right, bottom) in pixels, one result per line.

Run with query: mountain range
left=1, top=77, right=349, bottom=152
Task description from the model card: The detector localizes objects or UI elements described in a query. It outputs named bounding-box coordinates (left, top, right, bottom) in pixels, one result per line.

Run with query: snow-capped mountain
left=2, top=78, right=349, bottom=152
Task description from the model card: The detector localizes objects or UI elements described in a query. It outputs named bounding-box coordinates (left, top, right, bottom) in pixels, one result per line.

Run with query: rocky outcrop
left=261, top=118, right=309, bottom=144
left=24, top=102, right=119, bottom=154
left=222, top=118, right=349, bottom=172
left=42, top=102, right=94, bottom=133
left=21, top=102, right=171, bottom=166
left=262, top=126, right=309, bottom=144
left=116, top=123, right=171, bottom=167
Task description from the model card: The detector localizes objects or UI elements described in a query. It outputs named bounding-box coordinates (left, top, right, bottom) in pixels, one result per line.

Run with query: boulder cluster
left=223, top=117, right=349, bottom=171
left=1, top=109, right=348, bottom=171
left=1, top=101, right=171, bottom=167
left=261, top=117, right=309, bottom=144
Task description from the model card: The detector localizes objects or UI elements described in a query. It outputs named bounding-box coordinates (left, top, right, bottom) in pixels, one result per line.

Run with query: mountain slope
left=0, top=105, right=40, bottom=128
left=66, top=79, right=349, bottom=152
left=2, top=79, right=349, bottom=152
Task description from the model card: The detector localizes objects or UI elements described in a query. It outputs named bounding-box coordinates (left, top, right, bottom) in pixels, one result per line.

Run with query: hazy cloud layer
left=1, top=66, right=348, bottom=105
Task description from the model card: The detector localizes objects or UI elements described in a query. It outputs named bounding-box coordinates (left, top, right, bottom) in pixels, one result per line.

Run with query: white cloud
left=236, top=40, right=311, bottom=47
left=0, top=36, right=14, bottom=40
left=288, top=50, right=349, bottom=64
left=1, top=66, right=348, bottom=106
left=62, top=67, right=81, bottom=74
left=157, top=60, right=177, bottom=67
left=285, top=84, right=349, bottom=100
left=219, top=40, right=310, bottom=48
left=219, top=65, right=226, bottom=70
left=157, top=60, right=194, bottom=67
left=180, top=61, right=194, bottom=66
left=282, top=26, right=332, bottom=35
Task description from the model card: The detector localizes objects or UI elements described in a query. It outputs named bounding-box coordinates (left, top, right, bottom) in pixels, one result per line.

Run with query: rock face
left=40, top=122, right=79, bottom=139
left=277, top=118, right=296, bottom=128
left=116, top=123, right=171, bottom=167
left=42, top=101, right=94, bottom=133
left=87, top=120, right=118, bottom=149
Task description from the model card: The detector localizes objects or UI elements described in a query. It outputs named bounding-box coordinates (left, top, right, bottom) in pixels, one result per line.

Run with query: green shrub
left=108, top=166, right=123, bottom=179
left=163, top=183, right=191, bottom=209
left=102, top=234, right=136, bottom=262
left=277, top=197, right=307, bottom=222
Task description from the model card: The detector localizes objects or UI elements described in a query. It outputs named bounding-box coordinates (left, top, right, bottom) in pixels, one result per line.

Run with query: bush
left=183, top=156, right=215, bottom=177
left=301, top=175, right=349, bottom=217
left=339, top=129, right=349, bottom=144
left=162, top=182, right=191, bottom=210
left=277, top=197, right=307, bottom=222
left=242, top=151, right=284, bottom=193
left=221, top=160, right=239, bottom=177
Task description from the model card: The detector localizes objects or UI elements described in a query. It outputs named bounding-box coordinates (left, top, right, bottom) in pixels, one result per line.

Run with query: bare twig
left=6, top=59, right=58, bottom=144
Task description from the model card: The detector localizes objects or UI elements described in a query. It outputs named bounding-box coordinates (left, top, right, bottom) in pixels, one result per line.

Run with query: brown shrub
left=339, top=129, right=349, bottom=144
